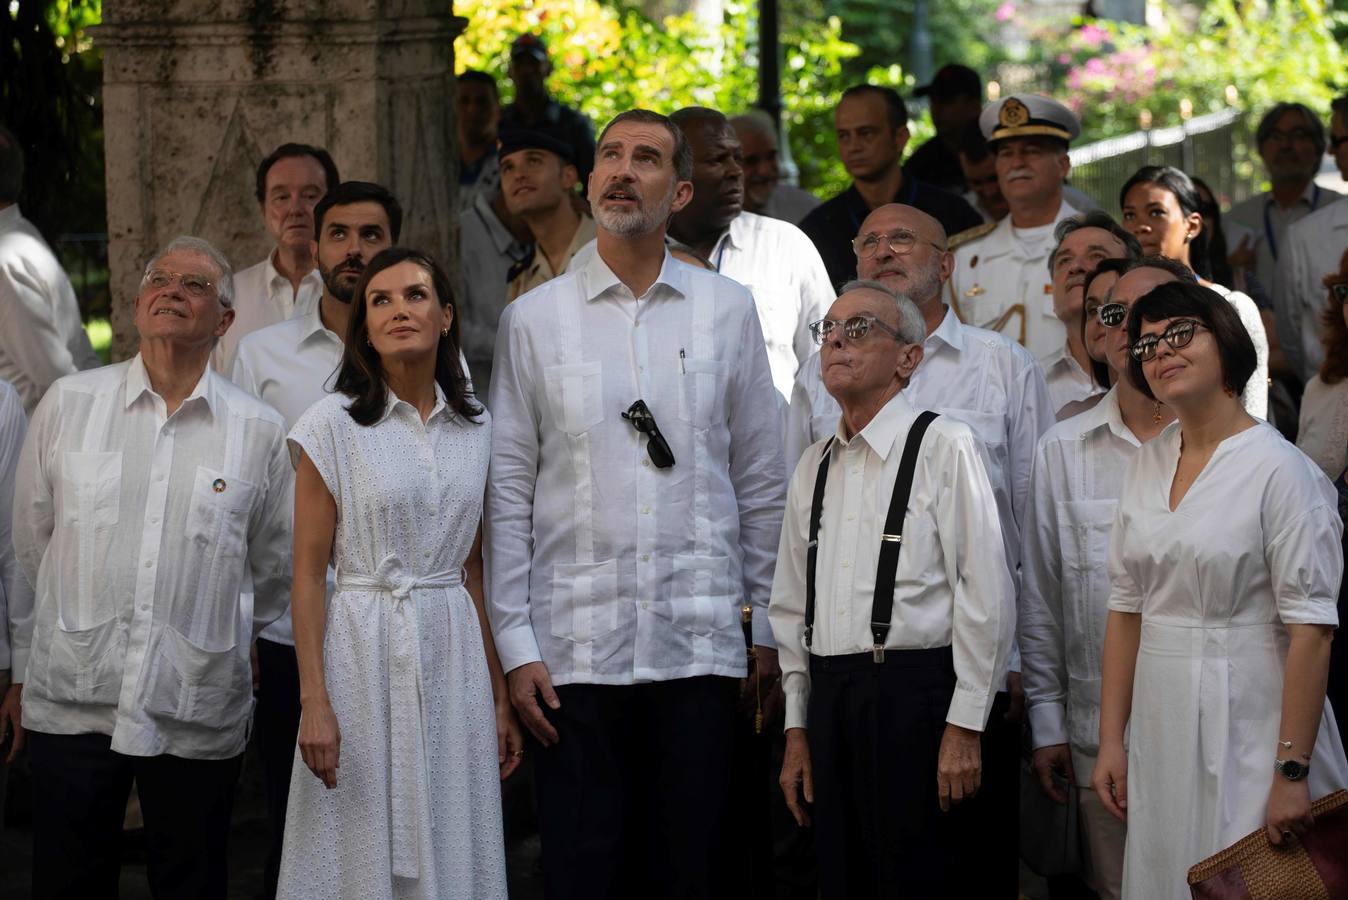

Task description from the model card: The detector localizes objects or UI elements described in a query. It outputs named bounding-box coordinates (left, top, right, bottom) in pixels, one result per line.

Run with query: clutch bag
left=1187, top=788, right=1348, bottom=899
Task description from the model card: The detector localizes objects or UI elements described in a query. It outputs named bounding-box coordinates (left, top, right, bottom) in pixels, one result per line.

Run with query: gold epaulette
left=948, top=220, right=997, bottom=251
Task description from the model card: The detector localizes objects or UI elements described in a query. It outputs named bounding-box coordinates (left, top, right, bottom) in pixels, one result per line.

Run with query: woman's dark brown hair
left=333, top=246, right=483, bottom=426
left=1125, top=280, right=1257, bottom=401
left=1317, top=247, right=1348, bottom=385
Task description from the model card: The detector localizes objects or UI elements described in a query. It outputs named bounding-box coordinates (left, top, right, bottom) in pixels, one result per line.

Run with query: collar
left=580, top=242, right=687, bottom=304
left=374, top=381, right=450, bottom=426
left=1265, top=181, right=1322, bottom=212
left=1329, top=196, right=1348, bottom=230
left=521, top=215, right=597, bottom=281
left=264, top=249, right=323, bottom=290
left=124, top=353, right=216, bottom=416
left=472, top=191, right=527, bottom=257
left=0, top=204, right=21, bottom=232
left=834, top=389, right=915, bottom=459
left=980, top=198, right=1082, bottom=262
left=926, top=305, right=965, bottom=353
left=297, top=301, right=342, bottom=349
left=1071, top=385, right=1141, bottom=447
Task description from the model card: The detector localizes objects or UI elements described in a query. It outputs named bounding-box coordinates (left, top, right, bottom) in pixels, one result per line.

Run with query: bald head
left=853, top=204, right=952, bottom=308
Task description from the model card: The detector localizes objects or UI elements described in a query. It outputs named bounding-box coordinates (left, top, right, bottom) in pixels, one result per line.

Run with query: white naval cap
left=979, top=93, right=1081, bottom=146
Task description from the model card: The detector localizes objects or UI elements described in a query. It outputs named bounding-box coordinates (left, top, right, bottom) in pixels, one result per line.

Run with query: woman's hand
left=497, top=699, right=525, bottom=781
left=1091, top=741, right=1129, bottom=823
left=1265, top=776, right=1314, bottom=845
left=298, top=699, right=341, bottom=789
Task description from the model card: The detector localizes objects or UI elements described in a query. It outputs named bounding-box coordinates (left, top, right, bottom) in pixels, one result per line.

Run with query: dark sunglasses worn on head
left=622, top=399, right=675, bottom=468
left=1130, top=319, right=1209, bottom=362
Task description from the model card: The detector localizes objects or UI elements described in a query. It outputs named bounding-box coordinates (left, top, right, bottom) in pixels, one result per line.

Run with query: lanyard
left=1264, top=184, right=1320, bottom=261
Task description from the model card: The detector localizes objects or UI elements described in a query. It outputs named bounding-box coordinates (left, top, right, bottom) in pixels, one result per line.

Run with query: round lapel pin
left=212, top=478, right=227, bottom=493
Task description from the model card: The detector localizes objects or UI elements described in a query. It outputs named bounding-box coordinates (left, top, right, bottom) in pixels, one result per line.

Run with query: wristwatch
left=1275, top=758, right=1310, bottom=781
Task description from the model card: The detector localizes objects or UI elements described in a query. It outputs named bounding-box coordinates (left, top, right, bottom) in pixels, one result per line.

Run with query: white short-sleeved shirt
left=0, top=379, right=29, bottom=671
left=12, top=357, right=292, bottom=758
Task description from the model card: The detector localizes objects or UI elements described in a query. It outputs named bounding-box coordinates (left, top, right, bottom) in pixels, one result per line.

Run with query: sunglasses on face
left=621, top=399, right=675, bottom=469
left=1098, top=302, right=1128, bottom=328
left=808, top=314, right=904, bottom=346
left=1130, top=318, right=1208, bottom=362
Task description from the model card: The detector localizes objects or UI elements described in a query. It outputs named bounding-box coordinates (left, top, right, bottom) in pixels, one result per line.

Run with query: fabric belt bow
left=336, top=555, right=463, bottom=880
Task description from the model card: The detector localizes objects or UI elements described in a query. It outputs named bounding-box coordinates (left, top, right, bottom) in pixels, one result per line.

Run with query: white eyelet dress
left=277, top=390, right=506, bottom=900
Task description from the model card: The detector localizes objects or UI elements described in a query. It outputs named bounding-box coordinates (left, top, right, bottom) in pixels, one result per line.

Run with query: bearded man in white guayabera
left=10, top=236, right=293, bottom=898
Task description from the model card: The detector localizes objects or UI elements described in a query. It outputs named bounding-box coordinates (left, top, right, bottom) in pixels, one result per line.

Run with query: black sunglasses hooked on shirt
left=621, top=399, right=676, bottom=469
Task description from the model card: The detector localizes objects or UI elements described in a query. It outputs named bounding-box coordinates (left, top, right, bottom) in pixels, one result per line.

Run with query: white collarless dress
left=1108, top=421, right=1348, bottom=900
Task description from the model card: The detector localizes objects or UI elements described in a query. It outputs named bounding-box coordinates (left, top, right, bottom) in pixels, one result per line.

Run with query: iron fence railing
left=1068, top=108, right=1263, bottom=216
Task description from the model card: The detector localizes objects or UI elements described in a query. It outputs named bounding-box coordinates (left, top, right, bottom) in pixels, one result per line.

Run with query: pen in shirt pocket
left=679, top=348, right=686, bottom=375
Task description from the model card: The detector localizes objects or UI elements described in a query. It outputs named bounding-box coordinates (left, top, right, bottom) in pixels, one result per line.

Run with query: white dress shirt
left=486, top=249, right=787, bottom=685
left=12, top=357, right=292, bottom=759
left=1296, top=373, right=1348, bottom=479
left=213, top=250, right=324, bottom=375
left=706, top=211, right=834, bottom=400
left=949, top=200, right=1084, bottom=359
left=1040, top=344, right=1106, bottom=419
left=769, top=391, right=1014, bottom=732
left=1019, top=387, right=1140, bottom=785
left=0, top=379, right=30, bottom=672
left=1276, top=197, right=1348, bottom=382
left=231, top=303, right=345, bottom=645
left=788, top=307, right=1054, bottom=578
left=1228, top=181, right=1343, bottom=300
left=0, top=204, right=100, bottom=414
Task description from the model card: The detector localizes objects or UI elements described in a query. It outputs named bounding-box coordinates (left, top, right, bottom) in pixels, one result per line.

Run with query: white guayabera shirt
left=769, top=391, right=1015, bottom=733
left=1018, top=386, right=1140, bottom=785
left=11, top=356, right=292, bottom=759
left=212, top=251, right=324, bottom=376
left=486, top=249, right=786, bottom=685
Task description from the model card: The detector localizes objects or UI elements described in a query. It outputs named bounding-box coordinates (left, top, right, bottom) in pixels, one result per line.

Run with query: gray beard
left=594, top=184, right=676, bottom=238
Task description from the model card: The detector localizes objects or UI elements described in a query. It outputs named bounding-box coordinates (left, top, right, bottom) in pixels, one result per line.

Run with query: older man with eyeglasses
left=6, top=235, right=293, bottom=898
left=486, top=108, right=786, bottom=899
left=771, top=278, right=1014, bottom=899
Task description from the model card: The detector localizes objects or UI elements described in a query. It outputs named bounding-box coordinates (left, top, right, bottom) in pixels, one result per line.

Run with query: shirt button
left=150, top=516, right=160, bottom=525
left=140, top=604, right=149, bottom=612
left=842, top=559, right=851, bottom=568
left=640, top=553, right=650, bottom=562
left=641, top=506, right=651, bottom=515
left=641, top=601, right=650, bottom=609
left=423, top=551, right=431, bottom=559
left=641, top=459, right=651, bottom=468
left=144, top=560, right=153, bottom=568
left=846, top=513, right=855, bottom=521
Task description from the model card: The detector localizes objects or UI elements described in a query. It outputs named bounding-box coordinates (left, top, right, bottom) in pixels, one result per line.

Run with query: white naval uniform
left=948, top=200, right=1084, bottom=360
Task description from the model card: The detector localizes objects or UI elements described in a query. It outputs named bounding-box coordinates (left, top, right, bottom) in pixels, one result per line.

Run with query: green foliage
left=456, top=0, right=916, bottom=197
left=822, top=0, right=1012, bottom=82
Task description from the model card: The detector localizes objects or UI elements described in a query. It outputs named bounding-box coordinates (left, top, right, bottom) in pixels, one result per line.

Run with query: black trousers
left=532, top=676, right=737, bottom=900
left=28, top=730, right=242, bottom=900
left=807, top=648, right=1017, bottom=900
left=254, top=637, right=302, bottom=899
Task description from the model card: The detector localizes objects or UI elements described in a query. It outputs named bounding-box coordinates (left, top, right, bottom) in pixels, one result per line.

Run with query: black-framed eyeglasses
left=808, top=314, right=904, bottom=346
left=1130, top=319, right=1208, bottom=362
left=621, top=399, right=675, bottom=469
left=851, top=229, right=947, bottom=259
left=1329, top=282, right=1348, bottom=304
left=1330, top=134, right=1348, bottom=151
left=1098, top=302, right=1127, bottom=328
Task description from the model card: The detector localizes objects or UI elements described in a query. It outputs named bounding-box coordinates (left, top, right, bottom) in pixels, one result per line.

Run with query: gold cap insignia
left=999, top=98, right=1030, bottom=128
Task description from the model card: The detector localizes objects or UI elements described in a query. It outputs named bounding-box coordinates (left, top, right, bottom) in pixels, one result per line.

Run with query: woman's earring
left=441, top=328, right=449, bottom=337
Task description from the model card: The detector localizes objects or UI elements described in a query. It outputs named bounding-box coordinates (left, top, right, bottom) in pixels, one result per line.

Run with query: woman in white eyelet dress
left=278, top=248, right=520, bottom=900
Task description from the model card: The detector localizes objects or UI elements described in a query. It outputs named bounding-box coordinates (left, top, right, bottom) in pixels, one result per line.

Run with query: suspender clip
left=873, top=644, right=885, bottom=664
left=803, top=625, right=813, bottom=650
left=880, top=533, right=902, bottom=543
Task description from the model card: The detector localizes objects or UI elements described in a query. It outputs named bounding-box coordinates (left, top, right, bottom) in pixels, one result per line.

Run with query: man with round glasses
left=8, top=235, right=293, bottom=897
left=786, top=202, right=1052, bottom=894
left=1041, top=212, right=1142, bottom=418
left=772, top=278, right=1014, bottom=898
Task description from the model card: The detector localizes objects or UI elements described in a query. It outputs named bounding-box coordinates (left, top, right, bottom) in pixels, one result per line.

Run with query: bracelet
left=1279, top=739, right=1312, bottom=761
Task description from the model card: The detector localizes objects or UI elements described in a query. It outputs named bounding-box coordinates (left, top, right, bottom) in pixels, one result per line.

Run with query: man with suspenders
left=770, top=279, right=1014, bottom=898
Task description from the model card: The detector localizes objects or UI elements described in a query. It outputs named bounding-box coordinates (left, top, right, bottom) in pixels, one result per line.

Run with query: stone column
left=98, top=0, right=465, bottom=360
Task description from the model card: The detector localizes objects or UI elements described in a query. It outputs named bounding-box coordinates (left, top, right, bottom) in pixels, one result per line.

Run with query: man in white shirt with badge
left=668, top=106, right=834, bottom=400
left=772, top=279, right=1013, bottom=899
left=1041, top=212, right=1141, bottom=416
left=948, top=94, right=1085, bottom=361
left=231, top=180, right=398, bottom=900
left=0, top=126, right=100, bottom=415
left=214, top=143, right=340, bottom=373
left=8, top=236, right=292, bottom=898
left=487, top=108, right=787, bottom=899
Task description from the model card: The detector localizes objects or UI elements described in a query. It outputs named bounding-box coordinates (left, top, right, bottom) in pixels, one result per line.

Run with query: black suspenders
left=804, top=410, right=940, bottom=663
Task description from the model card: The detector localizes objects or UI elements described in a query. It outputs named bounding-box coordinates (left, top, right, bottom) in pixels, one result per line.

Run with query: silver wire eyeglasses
left=142, top=269, right=217, bottom=299
left=808, top=314, right=904, bottom=345
left=851, top=230, right=946, bottom=259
